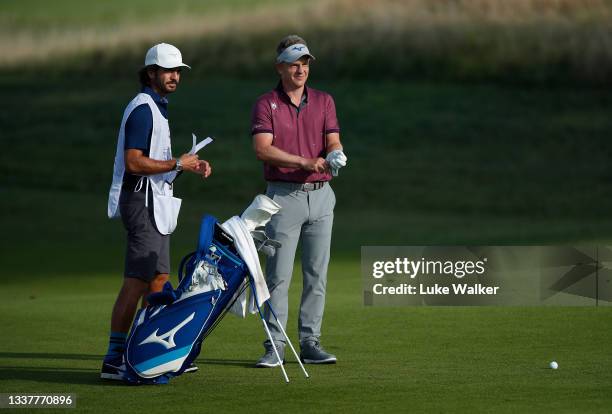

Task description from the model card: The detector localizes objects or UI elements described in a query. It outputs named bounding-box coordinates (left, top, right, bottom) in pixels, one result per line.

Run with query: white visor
left=276, top=44, right=316, bottom=64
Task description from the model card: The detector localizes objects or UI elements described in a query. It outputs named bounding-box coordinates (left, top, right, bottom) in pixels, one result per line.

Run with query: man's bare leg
left=101, top=277, right=149, bottom=379
left=110, top=278, right=149, bottom=333
left=141, top=273, right=169, bottom=308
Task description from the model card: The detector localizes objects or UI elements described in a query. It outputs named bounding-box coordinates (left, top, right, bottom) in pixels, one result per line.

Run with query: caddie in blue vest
left=102, top=43, right=212, bottom=380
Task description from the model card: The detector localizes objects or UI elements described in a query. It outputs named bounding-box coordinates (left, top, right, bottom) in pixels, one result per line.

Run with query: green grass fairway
left=2, top=27, right=612, bottom=412
left=1, top=260, right=611, bottom=413
left=2, top=1, right=612, bottom=411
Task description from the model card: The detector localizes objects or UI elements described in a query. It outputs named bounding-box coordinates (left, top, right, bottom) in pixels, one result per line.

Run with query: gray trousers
left=263, top=181, right=336, bottom=345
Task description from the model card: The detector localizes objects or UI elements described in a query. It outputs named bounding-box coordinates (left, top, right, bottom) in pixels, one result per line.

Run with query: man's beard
left=154, top=76, right=177, bottom=94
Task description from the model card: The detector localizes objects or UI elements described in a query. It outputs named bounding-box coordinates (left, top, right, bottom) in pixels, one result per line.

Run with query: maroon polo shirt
left=251, top=83, right=340, bottom=183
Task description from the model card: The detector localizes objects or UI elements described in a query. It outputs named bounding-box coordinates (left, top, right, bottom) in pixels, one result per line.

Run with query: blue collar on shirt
left=141, top=86, right=168, bottom=118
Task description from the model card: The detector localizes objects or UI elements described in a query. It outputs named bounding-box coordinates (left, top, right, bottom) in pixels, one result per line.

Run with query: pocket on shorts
left=119, top=196, right=149, bottom=234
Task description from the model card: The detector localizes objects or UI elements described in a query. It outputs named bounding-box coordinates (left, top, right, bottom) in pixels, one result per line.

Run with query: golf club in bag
left=121, top=196, right=308, bottom=384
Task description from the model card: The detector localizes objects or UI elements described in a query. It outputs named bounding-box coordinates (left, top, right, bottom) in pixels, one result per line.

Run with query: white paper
left=190, top=133, right=214, bottom=155
left=166, top=133, right=214, bottom=183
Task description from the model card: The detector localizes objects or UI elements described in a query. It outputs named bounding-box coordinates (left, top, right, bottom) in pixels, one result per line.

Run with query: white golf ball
left=549, top=361, right=558, bottom=369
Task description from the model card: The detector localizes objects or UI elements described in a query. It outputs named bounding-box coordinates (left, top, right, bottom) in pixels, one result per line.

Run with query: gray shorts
left=119, top=190, right=170, bottom=282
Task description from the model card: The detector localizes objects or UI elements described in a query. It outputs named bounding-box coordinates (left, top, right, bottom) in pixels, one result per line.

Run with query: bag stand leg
left=267, top=304, right=309, bottom=379
left=250, top=280, right=309, bottom=381
left=259, top=316, right=289, bottom=383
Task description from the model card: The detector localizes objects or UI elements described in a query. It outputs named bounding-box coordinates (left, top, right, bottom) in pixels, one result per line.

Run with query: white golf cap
left=276, top=43, right=316, bottom=64
left=144, top=43, right=191, bottom=69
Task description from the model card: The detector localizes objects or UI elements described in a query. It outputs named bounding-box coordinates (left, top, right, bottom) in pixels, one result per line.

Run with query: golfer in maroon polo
left=251, top=35, right=347, bottom=367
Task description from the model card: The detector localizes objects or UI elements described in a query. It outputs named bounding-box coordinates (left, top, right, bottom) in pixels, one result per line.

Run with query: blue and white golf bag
left=122, top=215, right=249, bottom=385
left=121, top=197, right=309, bottom=385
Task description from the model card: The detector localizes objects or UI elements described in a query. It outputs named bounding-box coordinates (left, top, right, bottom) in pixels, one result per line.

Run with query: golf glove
left=326, top=150, right=348, bottom=176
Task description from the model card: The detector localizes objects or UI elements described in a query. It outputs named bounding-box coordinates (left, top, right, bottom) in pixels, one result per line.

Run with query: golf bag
left=122, top=215, right=249, bottom=385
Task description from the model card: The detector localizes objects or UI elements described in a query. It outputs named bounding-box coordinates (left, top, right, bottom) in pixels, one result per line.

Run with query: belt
left=268, top=181, right=327, bottom=191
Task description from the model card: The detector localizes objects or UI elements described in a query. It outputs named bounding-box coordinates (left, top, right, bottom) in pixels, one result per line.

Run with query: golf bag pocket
left=152, top=193, right=182, bottom=235
left=124, top=289, right=221, bottom=383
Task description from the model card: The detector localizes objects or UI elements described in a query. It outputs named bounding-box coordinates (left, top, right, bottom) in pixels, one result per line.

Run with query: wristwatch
left=174, top=158, right=183, bottom=172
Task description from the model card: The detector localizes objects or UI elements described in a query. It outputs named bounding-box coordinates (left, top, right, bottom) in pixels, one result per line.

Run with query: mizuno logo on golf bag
left=138, top=312, right=195, bottom=350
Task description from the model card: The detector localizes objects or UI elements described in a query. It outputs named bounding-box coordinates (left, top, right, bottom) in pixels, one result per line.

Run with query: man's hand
left=301, top=157, right=328, bottom=173
left=178, top=154, right=200, bottom=172
left=325, top=150, right=347, bottom=176
left=196, top=160, right=212, bottom=178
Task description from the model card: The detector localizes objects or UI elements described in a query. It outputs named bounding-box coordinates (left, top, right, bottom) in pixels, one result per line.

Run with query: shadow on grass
left=0, top=353, right=264, bottom=385
left=195, top=358, right=256, bottom=368
left=0, top=352, right=289, bottom=385
left=0, top=352, right=102, bottom=361
left=198, top=358, right=306, bottom=368
left=0, top=353, right=256, bottom=367
left=0, top=352, right=116, bottom=385
left=0, top=367, right=106, bottom=386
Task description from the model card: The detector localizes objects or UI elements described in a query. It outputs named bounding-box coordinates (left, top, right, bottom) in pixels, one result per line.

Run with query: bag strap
left=196, top=214, right=218, bottom=261
left=177, top=251, right=195, bottom=282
